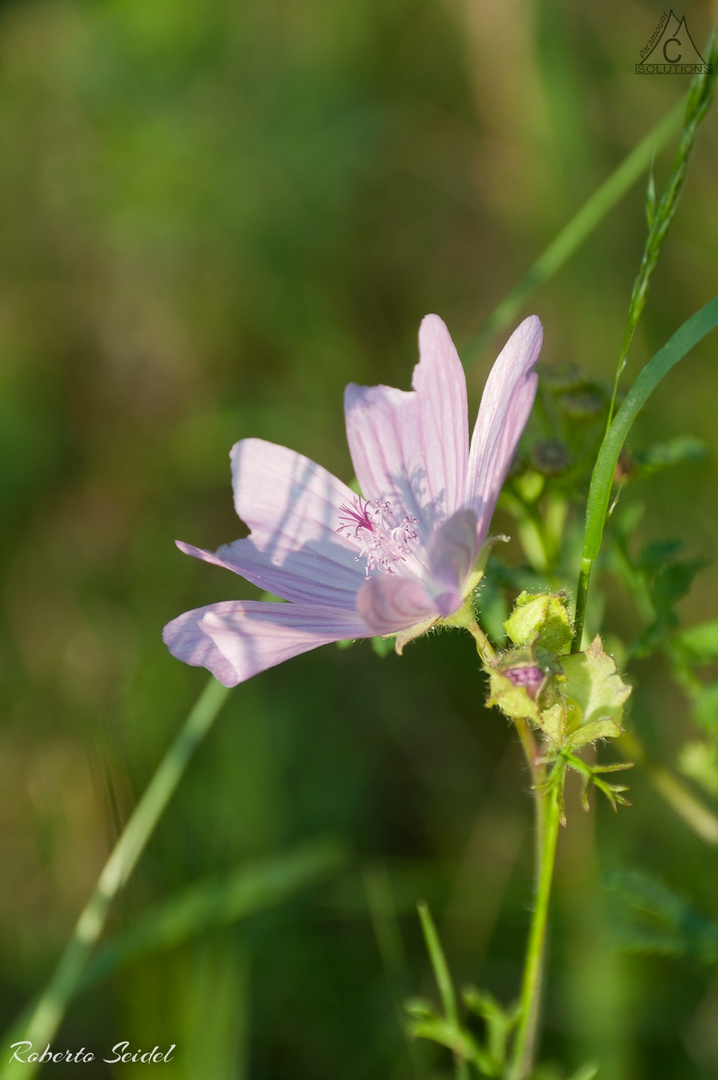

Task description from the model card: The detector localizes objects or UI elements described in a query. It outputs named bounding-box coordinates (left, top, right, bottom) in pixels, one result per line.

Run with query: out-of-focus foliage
left=1, top=1, right=718, bottom=1077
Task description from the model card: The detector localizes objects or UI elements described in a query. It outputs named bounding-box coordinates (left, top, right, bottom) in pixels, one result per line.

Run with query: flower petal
left=163, top=601, right=369, bottom=687
left=176, top=438, right=367, bottom=606
left=466, top=315, right=542, bottom=539
left=344, top=315, right=468, bottom=538
left=413, top=315, right=469, bottom=519
left=427, top=509, right=479, bottom=591
left=175, top=538, right=365, bottom=609
left=356, top=575, right=439, bottom=635
left=344, top=383, right=427, bottom=530
left=231, top=438, right=357, bottom=551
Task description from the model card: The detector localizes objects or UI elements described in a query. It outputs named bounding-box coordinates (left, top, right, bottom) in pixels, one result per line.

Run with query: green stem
left=1, top=677, right=230, bottom=1079
left=417, top=902, right=469, bottom=1080
left=573, top=49, right=718, bottom=647
left=606, top=38, right=717, bottom=428
left=514, top=719, right=547, bottom=876
left=572, top=556, right=593, bottom=654
left=466, top=618, right=497, bottom=663
left=507, top=780, right=561, bottom=1080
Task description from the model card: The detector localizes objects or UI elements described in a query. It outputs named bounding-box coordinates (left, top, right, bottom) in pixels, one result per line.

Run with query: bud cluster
left=486, top=591, right=633, bottom=817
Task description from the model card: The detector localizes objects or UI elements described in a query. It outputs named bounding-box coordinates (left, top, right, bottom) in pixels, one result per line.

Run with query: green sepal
left=560, top=635, right=631, bottom=739
left=487, top=672, right=540, bottom=720
left=464, top=534, right=510, bottom=595
left=486, top=648, right=542, bottom=721
left=537, top=701, right=565, bottom=744
left=567, top=717, right=623, bottom=750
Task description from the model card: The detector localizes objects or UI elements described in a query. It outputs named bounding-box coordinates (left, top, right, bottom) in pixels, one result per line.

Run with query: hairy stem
left=467, top=618, right=497, bottom=663
left=514, top=719, right=547, bottom=876
left=507, top=781, right=561, bottom=1080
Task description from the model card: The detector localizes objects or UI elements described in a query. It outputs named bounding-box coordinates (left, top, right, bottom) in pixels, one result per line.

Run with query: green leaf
left=406, top=1016, right=489, bottom=1072
left=638, top=539, right=684, bottom=576
left=462, top=987, right=519, bottom=1071
left=560, top=636, right=631, bottom=742
left=645, top=158, right=657, bottom=228
left=404, top=997, right=436, bottom=1020
left=607, top=868, right=718, bottom=964
left=652, top=556, right=707, bottom=611
left=537, top=702, right=565, bottom=744
left=575, top=296, right=718, bottom=646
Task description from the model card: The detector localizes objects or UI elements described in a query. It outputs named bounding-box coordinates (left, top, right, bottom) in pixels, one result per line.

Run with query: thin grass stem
left=464, top=99, right=685, bottom=362
left=417, top=902, right=469, bottom=1080
left=607, top=39, right=718, bottom=428
left=0, top=677, right=230, bottom=1080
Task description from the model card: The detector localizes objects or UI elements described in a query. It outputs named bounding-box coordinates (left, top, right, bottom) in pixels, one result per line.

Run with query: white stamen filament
left=337, top=496, right=418, bottom=578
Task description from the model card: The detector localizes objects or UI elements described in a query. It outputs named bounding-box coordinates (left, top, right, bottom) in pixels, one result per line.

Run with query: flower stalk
left=507, top=779, right=561, bottom=1080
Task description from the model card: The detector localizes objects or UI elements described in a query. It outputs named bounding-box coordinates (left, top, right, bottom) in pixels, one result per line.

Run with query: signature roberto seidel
left=8, top=1041, right=176, bottom=1065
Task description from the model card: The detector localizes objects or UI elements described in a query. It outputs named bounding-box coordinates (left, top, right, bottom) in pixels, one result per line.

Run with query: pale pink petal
left=176, top=438, right=366, bottom=606
left=175, top=539, right=365, bottom=609
left=412, top=315, right=469, bottom=520
left=231, top=438, right=357, bottom=552
left=427, top=510, right=479, bottom=591
left=344, top=316, right=468, bottom=539
left=163, top=601, right=369, bottom=688
left=466, top=315, right=542, bottom=540
left=344, top=383, right=428, bottom=531
left=356, top=575, right=439, bottom=635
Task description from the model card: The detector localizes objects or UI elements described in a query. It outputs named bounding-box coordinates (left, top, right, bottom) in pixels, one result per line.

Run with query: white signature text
left=9, top=1042, right=176, bottom=1065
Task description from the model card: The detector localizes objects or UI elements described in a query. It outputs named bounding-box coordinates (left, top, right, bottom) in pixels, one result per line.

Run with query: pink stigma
left=337, top=497, right=375, bottom=536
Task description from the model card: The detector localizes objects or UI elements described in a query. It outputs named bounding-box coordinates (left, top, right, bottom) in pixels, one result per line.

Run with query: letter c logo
left=663, top=36, right=682, bottom=63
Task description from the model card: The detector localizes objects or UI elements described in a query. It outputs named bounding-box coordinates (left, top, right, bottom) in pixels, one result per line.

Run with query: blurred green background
left=1, top=0, right=718, bottom=1077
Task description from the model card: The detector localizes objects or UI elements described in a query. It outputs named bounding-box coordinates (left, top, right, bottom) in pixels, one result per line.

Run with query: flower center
left=336, top=496, right=418, bottom=578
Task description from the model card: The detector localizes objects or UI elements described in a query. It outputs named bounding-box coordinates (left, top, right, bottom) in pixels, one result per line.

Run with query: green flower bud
left=504, top=591, right=573, bottom=655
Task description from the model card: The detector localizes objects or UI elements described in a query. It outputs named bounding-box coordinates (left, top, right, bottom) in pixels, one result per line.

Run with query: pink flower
left=163, top=315, right=543, bottom=687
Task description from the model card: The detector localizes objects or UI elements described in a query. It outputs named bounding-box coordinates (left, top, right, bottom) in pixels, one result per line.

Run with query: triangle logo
left=636, top=11, right=712, bottom=73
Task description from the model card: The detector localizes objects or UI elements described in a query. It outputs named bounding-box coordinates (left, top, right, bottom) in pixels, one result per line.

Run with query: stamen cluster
left=337, top=496, right=418, bottom=577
